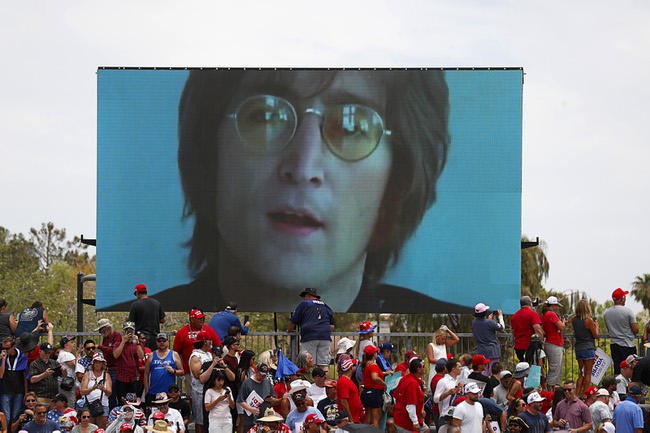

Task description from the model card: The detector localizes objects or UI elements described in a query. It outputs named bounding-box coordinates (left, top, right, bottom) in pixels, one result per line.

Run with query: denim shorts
left=361, top=387, right=384, bottom=409
left=575, top=348, right=596, bottom=360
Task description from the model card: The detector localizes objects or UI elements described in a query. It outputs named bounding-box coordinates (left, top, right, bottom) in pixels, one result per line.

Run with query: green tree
left=521, top=235, right=549, bottom=300
left=631, top=273, right=650, bottom=312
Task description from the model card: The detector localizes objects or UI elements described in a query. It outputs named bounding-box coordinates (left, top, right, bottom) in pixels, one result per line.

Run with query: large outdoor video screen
left=97, top=68, right=523, bottom=314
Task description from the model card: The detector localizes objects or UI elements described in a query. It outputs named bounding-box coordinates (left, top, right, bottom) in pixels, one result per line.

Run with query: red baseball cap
left=133, top=283, right=147, bottom=294
left=190, top=309, right=205, bottom=319
left=620, top=360, right=628, bottom=369
left=404, top=350, right=417, bottom=361
left=363, top=345, right=380, bottom=356
left=472, top=354, right=490, bottom=366
left=304, top=414, right=324, bottom=424
left=585, top=386, right=598, bottom=397
left=612, top=288, right=629, bottom=301
left=195, top=331, right=211, bottom=342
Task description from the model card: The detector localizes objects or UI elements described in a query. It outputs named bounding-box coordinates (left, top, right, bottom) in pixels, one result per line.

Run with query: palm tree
left=521, top=235, right=549, bottom=299
left=631, top=274, right=650, bottom=312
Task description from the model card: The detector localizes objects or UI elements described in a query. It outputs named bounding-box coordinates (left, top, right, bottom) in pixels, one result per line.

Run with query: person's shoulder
left=349, top=283, right=474, bottom=314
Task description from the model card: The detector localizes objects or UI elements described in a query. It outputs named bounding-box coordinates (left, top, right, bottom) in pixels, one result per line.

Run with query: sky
left=1, top=1, right=649, bottom=314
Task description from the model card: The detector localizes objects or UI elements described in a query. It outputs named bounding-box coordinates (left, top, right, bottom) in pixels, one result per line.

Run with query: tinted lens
left=236, top=96, right=297, bottom=153
left=323, top=104, right=385, bottom=161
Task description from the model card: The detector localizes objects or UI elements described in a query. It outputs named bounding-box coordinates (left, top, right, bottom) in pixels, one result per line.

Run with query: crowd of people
left=1, top=285, right=650, bottom=433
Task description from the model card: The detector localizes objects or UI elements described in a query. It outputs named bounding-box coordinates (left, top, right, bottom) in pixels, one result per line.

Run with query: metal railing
left=50, top=331, right=640, bottom=383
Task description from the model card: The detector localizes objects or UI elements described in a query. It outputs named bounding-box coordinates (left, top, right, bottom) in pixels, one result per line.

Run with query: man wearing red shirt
left=511, top=296, right=544, bottom=361
left=336, top=357, right=362, bottom=423
left=172, top=308, right=221, bottom=392
left=394, top=358, right=427, bottom=433
left=395, top=350, right=417, bottom=376
left=541, top=296, right=567, bottom=387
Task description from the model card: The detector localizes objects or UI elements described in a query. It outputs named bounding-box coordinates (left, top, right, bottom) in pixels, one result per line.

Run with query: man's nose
left=278, top=113, right=326, bottom=186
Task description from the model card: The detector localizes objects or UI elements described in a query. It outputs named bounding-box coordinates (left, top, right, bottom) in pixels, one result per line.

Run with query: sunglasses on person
left=81, top=415, right=91, bottom=419
left=229, top=95, right=391, bottom=162
left=25, top=399, right=37, bottom=403
left=157, top=339, right=168, bottom=343
left=2, top=346, right=12, bottom=350
left=85, top=346, right=96, bottom=351
left=36, top=411, right=47, bottom=415
left=295, top=401, right=307, bottom=407
left=563, top=388, right=574, bottom=393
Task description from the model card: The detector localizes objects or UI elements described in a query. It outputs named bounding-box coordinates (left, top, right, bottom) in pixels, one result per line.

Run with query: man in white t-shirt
left=147, top=393, right=185, bottom=433
left=451, top=382, right=484, bottom=433
left=434, top=358, right=462, bottom=429
left=307, top=367, right=328, bottom=406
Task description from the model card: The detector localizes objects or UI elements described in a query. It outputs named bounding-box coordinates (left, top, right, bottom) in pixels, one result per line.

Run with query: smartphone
left=225, top=388, right=230, bottom=395
left=244, top=315, right=249, bottom=324
left=563, top=314, right=569, bottom=320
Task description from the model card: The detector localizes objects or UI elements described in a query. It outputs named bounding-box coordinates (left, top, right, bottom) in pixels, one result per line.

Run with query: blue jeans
left=1, top=393, right=24, bottom=425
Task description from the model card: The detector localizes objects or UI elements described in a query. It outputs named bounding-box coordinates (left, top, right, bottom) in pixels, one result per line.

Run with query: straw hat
left=145, top=420, right=172, bottom=433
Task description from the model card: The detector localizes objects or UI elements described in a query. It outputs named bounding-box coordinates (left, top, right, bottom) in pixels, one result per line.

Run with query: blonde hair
left=433, top=329, right=446, bottom=342
left=574, top=299, right=592, bottom=320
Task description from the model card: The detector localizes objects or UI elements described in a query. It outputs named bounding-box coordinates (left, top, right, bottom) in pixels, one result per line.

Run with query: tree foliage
left=631, top=273, right=650, bottom=312
left=521, top=235, right=549, bottom=300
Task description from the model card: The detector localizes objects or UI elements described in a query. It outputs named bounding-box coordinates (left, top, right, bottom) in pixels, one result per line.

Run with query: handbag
left=85, top=372, right=105, bottom=417
left=60, top=376, right=75, bottom=391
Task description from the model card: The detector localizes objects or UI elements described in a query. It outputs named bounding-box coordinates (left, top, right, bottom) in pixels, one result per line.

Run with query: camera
left=40, top=322, right=48, bottom=330
left=531, top=297, right=541, bottom=307
left=52, top=364, right=63, bottom=378
left=213, top=346, right=223, bottom=357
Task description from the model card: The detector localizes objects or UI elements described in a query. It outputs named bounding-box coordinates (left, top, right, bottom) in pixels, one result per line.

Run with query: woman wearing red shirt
left=337, top=356, right=362, bottom=423
left=360, top=345, right=386, bottom=427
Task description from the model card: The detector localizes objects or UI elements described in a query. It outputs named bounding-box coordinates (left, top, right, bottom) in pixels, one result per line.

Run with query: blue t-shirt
left=612, top=397, right=644, bottom=433
left=519, top=410, right=550, bottom=433
left=24, top=419, right=60, bottom=433
left=285, top=407, right=325, bottom=431
left=208, top=310, right=249, bottom=342
left=289, top=300, right=334, bottom=342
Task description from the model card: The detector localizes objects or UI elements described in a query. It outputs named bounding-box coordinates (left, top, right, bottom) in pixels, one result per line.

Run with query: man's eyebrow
left=320, top=91, right=384, bottom=112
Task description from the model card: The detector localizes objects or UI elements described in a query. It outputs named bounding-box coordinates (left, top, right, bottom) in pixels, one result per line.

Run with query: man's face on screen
left=214, top=71, right=392, bottom=292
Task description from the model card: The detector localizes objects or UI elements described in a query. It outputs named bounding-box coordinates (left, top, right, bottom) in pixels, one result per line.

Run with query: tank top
left=15, top=307, right=44, bottom=336
left=149, top=350, right=177, bottom=395
left=0, top=312, right=13, bottom=340
left=572, top=317, right=595, bottom=351
left=86, top=371, right=109, bottom=406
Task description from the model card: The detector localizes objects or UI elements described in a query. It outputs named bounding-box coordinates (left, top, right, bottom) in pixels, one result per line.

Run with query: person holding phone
left=541, top=296, right=567, bottom=388
left=204, top=369, right=235, bottom=433
left=113, top=322, right=144, bottom=404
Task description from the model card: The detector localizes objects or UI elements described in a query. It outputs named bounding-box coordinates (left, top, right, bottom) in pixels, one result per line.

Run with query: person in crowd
left=113, top=321, right=144, bottom=403
left=172, top=308, right=221, bottom=393
left=507, top=398, right=526, bottom=418
left=128, top=283, right=166, bottom=351
left=15, top=301, right=49, bottom=337
left=234, top=350, right=256, bottom=432
left=0, top=336, right=29, bottom=424
left=237, top=364, right=281, bottom=433
left=205, top=369, right=235, bottom=433
left=426, top=325, right=460, bottom=389
left=209, top=302, right=251, bottom=343
left=450, top=382, right=485, bottom=433
left=302, top=413, right=326, bottom=433
left=508, top=416, right=529, bottom=433
left=511, top=296, right=544, bottom=361
left=58, top=335, right=81, bottom=407
left=393, top=358, right=427, bottom=433
left=472, top=303, right=505, bottom=374
left=24, top=402, right=59, bottom=433
left=135, top=331, right=153, bottom=390
left=190, top=331, right=233, bottom=433
left=285, top=392, right=324, bottom=433
left=306, top=367, right=328, bottom=406
left=295, top=351, right=315, bottom=383
left=166, top=385, right=190, bottom=430
left=356, top=321, right=378, bottom=359
left=612, top=385, right=644, bottom=433
left=81, top=353, right=112, bottom=429
left=617, top=360, right=633, bottom=399
left=519, top=392, right=550, bottom=433
left=571, top=298, right=599, bottom=397
left=377, top=341, right=396, bottom=374
left=522, top=334, right=546, bottom=376
left=395, top=350, right=417, bottom=376
left=458, top=354, right=473, bottom=381
left=247, top=408, right=291, bottom=433
left=107, top=395, right=146, bottom=428
left=488, top=362, right=503, bottom=393
left=316, top=380, right=338, bottom=426
left=603, top=287, right=638, bottom=374
left=71, top=408, right=99, bottom=433
left=479, top=397, right=506, bottom=433
left=551, top=380, right=592, bottom=433
left=600, top=376, right=620, bottom=410
left=106, top=404, right=144, bottom=433
left=222, top=336, right=241, bottom=373
left=588, top=389, right=612, bottom=431
left=336, top=356, right=361, bottom=423
left=540, top=296, right=567, bottom=388
left=29, top=342, right=66, bottom=405
left=0, top=298, right=18, bottom=340
left=10, top=391, right=38, bottom=433
left=76, top=339, right=97, bottom=382
left=491, top=370, right=511, bottom=408
left=46, top=394, right=72, bottom=429
left=287, top=288, right=335, bottom=370
left=429, top=359, right=447, bottom=426
left=147, top=393, right=185, bottom=433
left=96, top=318, right=122, bottom=409
left=506, top=362, right=529, bottom=404
left=467, top=354, right=493, bottom=398
left=360, top=345, right=386, bottom=427
left=434, top=357, right=462, bottom=429
left=143, top=332, right=183, bottom=408
left=335, top=338, right=356, bottom=364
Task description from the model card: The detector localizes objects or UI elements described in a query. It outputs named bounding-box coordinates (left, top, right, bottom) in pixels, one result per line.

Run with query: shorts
left=192, top=389, right=205, bottom=425
left=575, top=348, right=596, bottom=360
left=301, top=340, right=332, bottom=367
left=361, top=387, right=384, bottom=409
